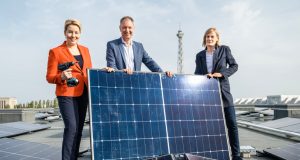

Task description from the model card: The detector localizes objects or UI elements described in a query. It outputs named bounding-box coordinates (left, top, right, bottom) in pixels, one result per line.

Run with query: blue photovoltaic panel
left=0, top=138, right=60, bottom=160
left=88, top=69, right=230, bottom=160
left=0, top=122, right=50, bottom=138
left=162, top=75, right=229, bottom=159
left=264, top=143, right=300, bottom=160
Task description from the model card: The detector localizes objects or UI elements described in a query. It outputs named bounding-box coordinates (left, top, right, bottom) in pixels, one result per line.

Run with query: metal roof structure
left=235, top=95, right=300, bottom=105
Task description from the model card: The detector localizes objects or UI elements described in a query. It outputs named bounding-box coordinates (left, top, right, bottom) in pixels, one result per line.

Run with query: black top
left=74, top=55, right=83, bottom=69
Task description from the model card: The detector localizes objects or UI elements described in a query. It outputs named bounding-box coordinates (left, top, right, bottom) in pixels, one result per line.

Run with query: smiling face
left=202, top=28, right=220, bottom=48
left=205, top=31, right=219, bottom=48
left=119, top=18, right=134, bottom=42
left=64, top=24, right=80, bottom=46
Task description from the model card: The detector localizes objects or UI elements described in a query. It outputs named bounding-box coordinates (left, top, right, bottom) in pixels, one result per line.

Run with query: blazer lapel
left=63, top=47, right=77, bottom=63
left=199, top=52, right=208, bottom=74
left=132, top=42, right=138, bottom=71
left=76, top=45, right=86, bottom=73
left=212, top=46, right=220, bottom=73
left=117, top=38, right=126, bottom=69
left=62, top=42, right=82, bottom=73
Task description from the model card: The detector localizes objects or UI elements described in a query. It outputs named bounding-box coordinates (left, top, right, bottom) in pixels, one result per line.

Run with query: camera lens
left=67, top=78, right=79, bottom=87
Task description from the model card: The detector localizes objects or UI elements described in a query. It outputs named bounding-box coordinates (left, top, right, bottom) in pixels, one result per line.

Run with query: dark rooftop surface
left=0, top=108, right=299, bottom=160
left=3, top=119, right=295, bottom=160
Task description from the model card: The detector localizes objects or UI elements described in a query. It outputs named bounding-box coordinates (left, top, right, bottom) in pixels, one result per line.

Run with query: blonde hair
left=64, top=19, right=81, bottom=33
left=202, top=27, right=220, bottom=47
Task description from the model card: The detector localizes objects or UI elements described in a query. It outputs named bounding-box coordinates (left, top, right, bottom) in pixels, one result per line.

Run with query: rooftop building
left=235, top=95, right=300, bottom=119
left=0, top=97, right=17, bottom=109
left=235, top=95, right=300, bottom=105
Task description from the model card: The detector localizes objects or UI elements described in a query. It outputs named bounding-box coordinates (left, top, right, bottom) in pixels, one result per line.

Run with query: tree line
left=13, top=98, right=59, bottom=109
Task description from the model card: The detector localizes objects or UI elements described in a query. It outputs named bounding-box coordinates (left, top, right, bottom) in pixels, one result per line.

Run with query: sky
left=0, top=0, right=299, bottom=103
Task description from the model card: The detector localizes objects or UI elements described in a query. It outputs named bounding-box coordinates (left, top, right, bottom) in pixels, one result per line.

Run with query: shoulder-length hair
left=202, top=27, right=220, bottom=47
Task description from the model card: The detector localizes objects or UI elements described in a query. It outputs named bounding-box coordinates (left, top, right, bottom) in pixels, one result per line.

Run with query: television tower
left=177, top=28, right=184, bottom=74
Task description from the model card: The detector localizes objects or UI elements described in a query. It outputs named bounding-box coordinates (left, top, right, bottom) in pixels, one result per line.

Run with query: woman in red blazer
left=46, top=19, right=92, bottom=160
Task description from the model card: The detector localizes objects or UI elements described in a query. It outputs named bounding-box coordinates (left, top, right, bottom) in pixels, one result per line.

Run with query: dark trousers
left=224, top=107, right=242, bottom=160
left=57, top=88, right=88, bottom=160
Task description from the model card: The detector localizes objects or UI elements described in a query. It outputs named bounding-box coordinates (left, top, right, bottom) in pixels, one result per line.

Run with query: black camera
left=58, top=62, right=79, bottom=87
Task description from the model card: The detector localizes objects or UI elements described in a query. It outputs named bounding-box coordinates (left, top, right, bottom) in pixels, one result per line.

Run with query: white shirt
left=206, top=51, right=214, bottom=73
left=121, top=38, right=134, bottom=70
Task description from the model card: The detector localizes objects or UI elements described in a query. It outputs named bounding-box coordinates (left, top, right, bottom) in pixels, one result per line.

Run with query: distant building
left=0, top=97, right=17, bottom=109
left=0, top=109, right=35, bottom=123
left=235, top=95, right=300, bottom=119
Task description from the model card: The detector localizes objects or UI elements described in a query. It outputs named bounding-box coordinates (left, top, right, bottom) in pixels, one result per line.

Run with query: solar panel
left=263, top=143, right=300, bottom=160
left=0, top=122, right=50, bottom=138
left=145, top=153, right=216, bottom=160
left=88, top=69, right=230, bottom=160
left=0, top=138, right=60, bottom=160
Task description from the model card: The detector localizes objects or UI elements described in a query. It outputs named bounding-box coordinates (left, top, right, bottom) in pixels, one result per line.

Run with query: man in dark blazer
left=106, top=16, right=171, bottom=76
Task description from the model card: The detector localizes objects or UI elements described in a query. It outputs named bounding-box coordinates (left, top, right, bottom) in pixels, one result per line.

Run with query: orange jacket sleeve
left=46, top=49, right=66, bottom=85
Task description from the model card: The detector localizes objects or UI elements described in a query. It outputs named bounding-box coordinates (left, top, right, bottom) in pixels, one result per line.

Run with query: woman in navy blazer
left=194, top=28, right=242, bottom=160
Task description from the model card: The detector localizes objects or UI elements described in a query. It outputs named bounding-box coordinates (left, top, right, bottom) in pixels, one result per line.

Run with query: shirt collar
left=206, top=48, right=215, bottom=54
left=121, top=37, right=133, bottom=46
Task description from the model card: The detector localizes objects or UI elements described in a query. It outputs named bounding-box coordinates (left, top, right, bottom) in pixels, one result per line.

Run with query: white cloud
left=222, top=1, right=261, bottom=37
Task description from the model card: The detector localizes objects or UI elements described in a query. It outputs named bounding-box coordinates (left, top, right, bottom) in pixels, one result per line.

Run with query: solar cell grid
left=0, top=138, right=60, bottom=160
left=88, top=69, right=230, bottom=160
left=162, top=75, right=228, bottom=160
left=0, top=122, right=50, bottom=138
left=264, top=143, right=300, bottom=160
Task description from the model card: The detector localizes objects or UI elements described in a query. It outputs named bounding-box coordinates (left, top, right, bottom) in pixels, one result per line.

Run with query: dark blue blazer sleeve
left=106, top=41, right=117, bottom=69
left=138, top=43, right=163, bottom=72
left=106, top=39, right=163, bottom=72
left=194, top=50, right=207, bottom=75
left=217, top=46, right=238, bottom=78
left=106, top=39, right=126, bottom=70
